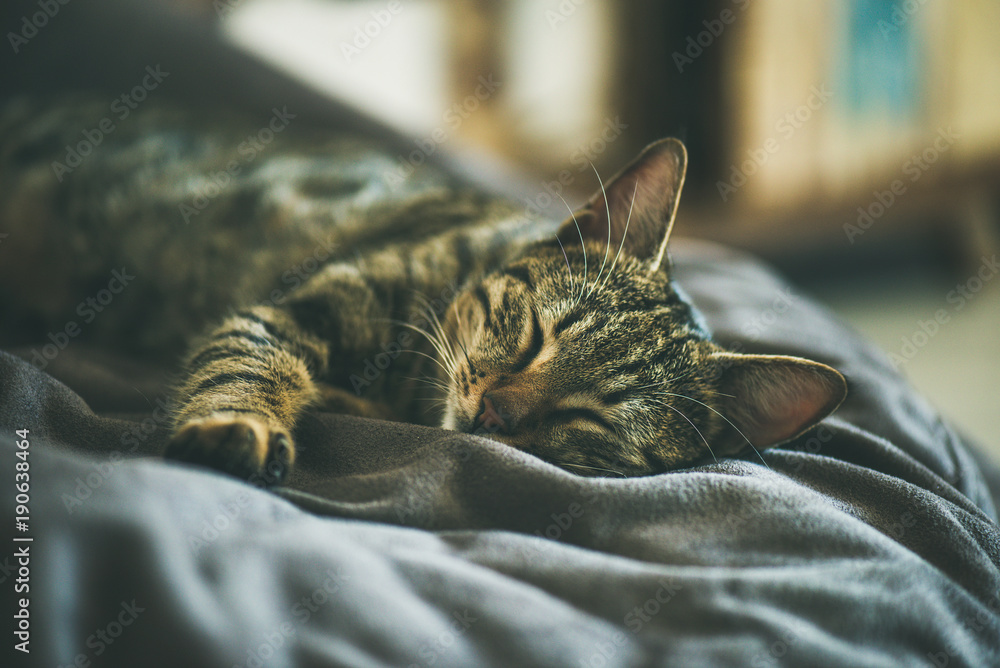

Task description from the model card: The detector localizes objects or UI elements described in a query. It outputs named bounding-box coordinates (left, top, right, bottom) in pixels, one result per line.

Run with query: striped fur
left=0, top=97, right=847, bottom=484
left=165, top=140, right=846, bottom=483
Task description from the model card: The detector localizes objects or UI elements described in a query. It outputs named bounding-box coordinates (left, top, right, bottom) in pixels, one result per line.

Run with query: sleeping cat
left=0, top=97, right=846, bottom=482
left=163, top=138, right=847, bottom=482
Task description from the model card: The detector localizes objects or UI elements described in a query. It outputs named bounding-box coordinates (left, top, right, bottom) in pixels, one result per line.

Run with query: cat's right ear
left=557, top=138, right=687, bottom=272
left=707, top=352, right=847, bottom=455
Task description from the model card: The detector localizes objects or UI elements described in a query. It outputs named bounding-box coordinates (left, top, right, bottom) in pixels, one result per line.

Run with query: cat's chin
left=438, top=405, right=461, bottom=432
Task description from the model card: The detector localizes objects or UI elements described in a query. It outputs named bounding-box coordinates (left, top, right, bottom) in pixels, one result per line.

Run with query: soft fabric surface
left=2, top=240, right=998, bottom=667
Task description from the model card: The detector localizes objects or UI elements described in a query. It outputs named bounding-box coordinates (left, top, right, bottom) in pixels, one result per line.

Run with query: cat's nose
left=475, top=394, right=508, bottom=434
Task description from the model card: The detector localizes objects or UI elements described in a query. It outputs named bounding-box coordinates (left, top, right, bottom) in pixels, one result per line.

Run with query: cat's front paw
left=165, top=414, right=295, bottom=486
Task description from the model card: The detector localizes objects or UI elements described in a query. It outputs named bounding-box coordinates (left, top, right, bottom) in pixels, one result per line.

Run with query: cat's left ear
left=708, top=352, right=848, bottom=455
left=557, top=138, right=687, bottom=272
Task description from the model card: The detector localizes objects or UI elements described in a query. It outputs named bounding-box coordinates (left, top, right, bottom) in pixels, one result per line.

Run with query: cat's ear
left=557, top=138, right=687, bottom=272
left=708, top=352, right=847, bottom=455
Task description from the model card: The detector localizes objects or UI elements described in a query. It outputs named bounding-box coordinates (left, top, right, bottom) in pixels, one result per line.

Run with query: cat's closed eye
left=511, top=308, right=543, bottom=373
left=549, top=408, right=612, bottom=430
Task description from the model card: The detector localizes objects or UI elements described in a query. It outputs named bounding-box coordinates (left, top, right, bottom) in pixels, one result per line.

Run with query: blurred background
left=3, top=0, right=998, bottom=457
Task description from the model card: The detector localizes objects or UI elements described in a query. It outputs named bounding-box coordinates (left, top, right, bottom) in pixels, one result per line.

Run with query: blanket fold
left=3, top=240, right=998, bottom=667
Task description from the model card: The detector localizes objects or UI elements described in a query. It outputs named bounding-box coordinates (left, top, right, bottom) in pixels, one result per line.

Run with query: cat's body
left=0, top=96, right=847, bottom=483
left=0, top=96, right=480, bottom=357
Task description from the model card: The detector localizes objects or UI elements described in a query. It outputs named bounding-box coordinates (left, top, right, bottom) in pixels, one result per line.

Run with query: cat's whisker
left=659, top=391, right=771, bottom=470
left=409, top=290, right=458, bottom=364
left=385, top=294, right=454, bottom=370
left=382, top=317, right=446, bottom=360
left=402, top=375, right=450, bottom=391
left=396, top=348, right=454, bottom=377
left=382, top=318, right=456, bottom=376
left=634, top=367, right=701, bottom=392
left=597, top=180, right=637, bottom=296
left=419, top=293, right=461, bottom=371
left=442, top=297, right=478, bottom=381
left=557, top=193, right=588, bottom=306
left=554, top=234, right=576, bottom=298
left=649, top=398, right=718, bottom=464
left=702, top=390, right=736, bottom=399
left=586, top=162, right=613, bottom=300
left=414, top=292, right=446, bottom=338
left=559, top=462, right=627, bottom=478
left=451, top=313, right=474, bottom=368
left=446, top=299, right=473, bottom=376
left=651, top=388, right=737, bottom=401
left=416, top=397, right=448, bottom=416
left=130, top=384, right=154, bottom=409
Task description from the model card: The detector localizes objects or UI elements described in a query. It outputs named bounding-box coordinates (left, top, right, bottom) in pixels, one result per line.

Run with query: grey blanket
left=2, top=240, right=999, bottom=667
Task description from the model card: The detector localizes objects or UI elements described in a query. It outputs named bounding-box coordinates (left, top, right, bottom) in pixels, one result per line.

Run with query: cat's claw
left=165, top=414, right=295, bottom=487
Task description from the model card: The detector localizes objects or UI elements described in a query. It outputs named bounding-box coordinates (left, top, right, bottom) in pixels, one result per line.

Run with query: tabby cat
left=0, top=97, right=846, bottom=483
left=163, top=138, right=847, bottom=482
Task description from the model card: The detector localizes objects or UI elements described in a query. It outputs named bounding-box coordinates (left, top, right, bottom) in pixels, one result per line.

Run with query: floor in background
left=779, top=241, right=1000, bottom=467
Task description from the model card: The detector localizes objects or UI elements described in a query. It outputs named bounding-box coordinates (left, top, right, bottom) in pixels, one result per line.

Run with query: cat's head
left=441, top=139, right=846, bottom=476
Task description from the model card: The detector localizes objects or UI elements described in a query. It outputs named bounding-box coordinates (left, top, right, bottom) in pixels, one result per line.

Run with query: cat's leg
left=165, top=258, right=420, bottom=484
left=165, top=306, right=329, bottom=485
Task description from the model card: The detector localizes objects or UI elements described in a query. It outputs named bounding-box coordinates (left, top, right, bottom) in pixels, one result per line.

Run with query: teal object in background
left=840, top=0, right=923, bottom=119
